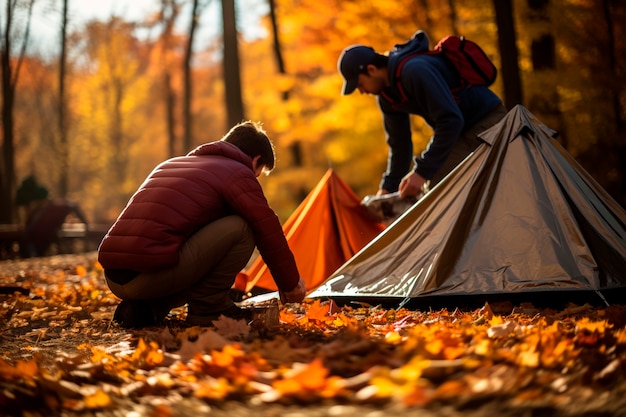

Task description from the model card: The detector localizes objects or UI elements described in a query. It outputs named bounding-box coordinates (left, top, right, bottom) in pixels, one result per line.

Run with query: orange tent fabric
left=235, top=169, right=385, bottom=293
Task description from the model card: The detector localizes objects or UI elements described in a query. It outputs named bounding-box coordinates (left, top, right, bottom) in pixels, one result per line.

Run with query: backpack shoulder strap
left=392, top=50, right=441, bottom=103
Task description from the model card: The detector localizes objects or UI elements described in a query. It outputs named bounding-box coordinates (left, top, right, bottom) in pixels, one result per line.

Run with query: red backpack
left=390, top=35, right=497, bottom=104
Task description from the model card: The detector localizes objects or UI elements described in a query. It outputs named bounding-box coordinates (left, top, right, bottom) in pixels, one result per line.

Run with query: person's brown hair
left=221, top=121, right=275, bottom=173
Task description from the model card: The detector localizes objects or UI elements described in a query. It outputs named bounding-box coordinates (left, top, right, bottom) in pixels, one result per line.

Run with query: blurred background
left=1, top=0, right=624, bottom=229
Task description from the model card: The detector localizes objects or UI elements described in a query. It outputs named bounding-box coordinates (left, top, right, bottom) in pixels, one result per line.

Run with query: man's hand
left=398, top=171, right=428, bottom=199
left=279, top=278, right=306, bottom=304
left=376, top=188, right=389, bottom=197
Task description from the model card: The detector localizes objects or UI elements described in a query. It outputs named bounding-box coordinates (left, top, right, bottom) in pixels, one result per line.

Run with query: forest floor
left=1, top=252, right=626, bottom=417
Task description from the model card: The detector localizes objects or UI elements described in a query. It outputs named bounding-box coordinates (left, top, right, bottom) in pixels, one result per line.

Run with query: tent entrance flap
left=235, top=169, right=385, bottom=294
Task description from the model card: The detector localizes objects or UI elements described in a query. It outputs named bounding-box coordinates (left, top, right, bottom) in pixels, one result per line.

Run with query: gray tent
left=310, top=105, right=626, bottom=308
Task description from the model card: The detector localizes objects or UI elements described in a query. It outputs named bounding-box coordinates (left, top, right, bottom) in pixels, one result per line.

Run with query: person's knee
left=231, top=216, right=254, bottom=255
left=215, top=215, right=244, bottom=230
left=195, top=216, right=255, bottom=260
left=217, top=215, right=253, bottom=244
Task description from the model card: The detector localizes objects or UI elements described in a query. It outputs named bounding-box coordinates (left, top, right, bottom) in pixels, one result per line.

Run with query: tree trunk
left=447, top=0, right=458, bottom=35
left=183, top=0, right=199, bottom=152
left=111, top=79, right=128, bottom=209
left=1, top=1, right=14, bottom=223
left=221, top=0, right=244, bottom=128
left=602, top=0, right=624, bottom=133
left=602, top=0, right=625, bottom=206
left=165, top=73, right=177, bottom=157
left=492, top=0, right=523, bottom=109
left=0, top=0, right=34, bottom=223
left=160, top=0, right=180, bottom=157
left=268, top=0, right=288, bottom=100
left=58, top=0, right=69, bottom=198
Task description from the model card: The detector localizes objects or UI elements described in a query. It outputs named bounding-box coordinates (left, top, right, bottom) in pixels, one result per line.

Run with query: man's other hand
left=399, top=171, right=428, bottom=199
left=279, top=278, right=306, bottom=304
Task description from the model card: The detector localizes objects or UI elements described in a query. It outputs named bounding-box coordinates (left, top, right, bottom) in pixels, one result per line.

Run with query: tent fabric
left=235, top=169, right=385, bottom=293
left=310, top=105, right=626, bottom=305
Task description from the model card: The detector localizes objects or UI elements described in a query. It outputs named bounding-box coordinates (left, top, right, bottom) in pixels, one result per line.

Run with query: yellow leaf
left=489, top=315, right=504, bottom=326
left=473, top=338, right=493, bottom=356
left=385, top=331, right=402, bottom=343
left=84, top=389, right=111, bottom=409
left=194, top=377, right=232, bottom=399
left=517, top=350, right=539, bottom=368
left=393, top=357, right=429, bottom=382
left=425, top=338, right=443, bottom=356
left=368, top=375, right=398, bottom=398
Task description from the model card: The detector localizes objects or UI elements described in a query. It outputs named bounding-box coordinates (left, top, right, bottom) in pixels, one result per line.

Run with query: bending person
left=98, top=121, right=306, bottom=328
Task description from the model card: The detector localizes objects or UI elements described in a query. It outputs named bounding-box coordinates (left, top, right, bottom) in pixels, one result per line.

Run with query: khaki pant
left=105, top=215, right=255, bottom=318
left=429, top=103, right=508, bottom=187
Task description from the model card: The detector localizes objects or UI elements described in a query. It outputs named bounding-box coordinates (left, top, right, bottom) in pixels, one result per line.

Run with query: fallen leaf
left=0, top=357, right=39, bottom=380
left=177, top=330, right=229, bottom=361
left=84, top=389, right=111, bottom=409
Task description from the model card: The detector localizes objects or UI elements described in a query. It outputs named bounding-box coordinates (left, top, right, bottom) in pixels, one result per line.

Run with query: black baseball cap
left=337, top=45, right=376, bottom=95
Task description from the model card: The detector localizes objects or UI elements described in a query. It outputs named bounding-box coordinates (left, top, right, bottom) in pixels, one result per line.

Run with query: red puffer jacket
left=98, top=141, right=300, bottom=292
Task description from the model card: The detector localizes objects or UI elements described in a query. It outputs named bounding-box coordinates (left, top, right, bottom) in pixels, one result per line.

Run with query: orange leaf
left=145, top=348, right=165, bottom=367
left=403, top=384, right=431, bottom=407
left=576, top=318, right=609, bottom=333
left=443, top=345, right=466, bottom=360
left=0, top=358, right=39, bottom=380
left=151, top=404, right=174, bottom=417
left=279, top=309, right=297, bottom=323
left=273, top=377, right=301, bottom=395
left=306, top=299, right=331, bottom=321
left=294, top=358, right=329, bottom=390
left=274, top=358, right=329, bottom=394
left=425, top=338, right=443, bottom=356
left=434, top=379, right=468, bottom=399
left=212, top=345, right=244, bottom=368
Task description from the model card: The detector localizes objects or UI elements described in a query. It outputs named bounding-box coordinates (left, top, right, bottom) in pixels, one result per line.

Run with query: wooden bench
left=0, top=223, right=110, bottom=260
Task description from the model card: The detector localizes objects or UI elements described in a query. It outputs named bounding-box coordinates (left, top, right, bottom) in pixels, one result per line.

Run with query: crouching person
left=98, top=121, right=306, bottom=328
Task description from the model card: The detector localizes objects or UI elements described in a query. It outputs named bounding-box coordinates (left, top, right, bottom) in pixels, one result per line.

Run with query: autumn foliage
left=1, top=253, right=625, bottom=416
left=5, top=0, right=626, bottom=227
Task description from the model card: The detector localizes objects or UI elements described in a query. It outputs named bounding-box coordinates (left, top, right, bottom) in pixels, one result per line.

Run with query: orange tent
left=235, top=169, right=385, bottom=293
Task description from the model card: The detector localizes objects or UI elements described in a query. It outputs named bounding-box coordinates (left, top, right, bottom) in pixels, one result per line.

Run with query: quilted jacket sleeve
left=223, top=169, right=301, bottom=292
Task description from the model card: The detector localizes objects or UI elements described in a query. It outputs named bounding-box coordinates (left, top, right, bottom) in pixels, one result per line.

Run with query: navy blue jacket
left=377, top=31, right=501, bottom=192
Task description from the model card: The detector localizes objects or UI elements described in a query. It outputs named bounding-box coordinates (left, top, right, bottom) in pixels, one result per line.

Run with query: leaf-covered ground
left=1, top=253, right=626, bottom=417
